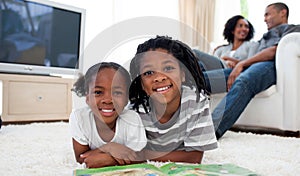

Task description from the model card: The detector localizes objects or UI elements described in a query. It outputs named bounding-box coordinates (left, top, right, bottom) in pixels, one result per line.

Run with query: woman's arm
left=221, top=56, right=239, bottom=63
left=221, top=56, right=240, bottom=68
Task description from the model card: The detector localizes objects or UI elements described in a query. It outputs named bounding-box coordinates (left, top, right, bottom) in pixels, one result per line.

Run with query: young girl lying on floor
left=69, top=62, right=147, bottom=168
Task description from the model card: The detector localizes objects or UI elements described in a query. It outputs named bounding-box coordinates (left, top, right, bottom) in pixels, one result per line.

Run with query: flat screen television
left=0, top=0, right=85, bottom=76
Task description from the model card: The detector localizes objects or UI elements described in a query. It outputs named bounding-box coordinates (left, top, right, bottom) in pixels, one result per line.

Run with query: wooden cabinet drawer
left=1, top=74, right=73, bottom=122
left=8, top=81, right=69, bottom=114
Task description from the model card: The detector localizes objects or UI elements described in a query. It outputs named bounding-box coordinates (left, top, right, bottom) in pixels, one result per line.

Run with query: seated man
left=204, top=2, right=300, bottom=139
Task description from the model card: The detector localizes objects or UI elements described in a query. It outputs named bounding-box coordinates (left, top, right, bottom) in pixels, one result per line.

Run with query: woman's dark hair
left=223, top=15, right=254, bottom=43
left=129, top=35, right=207, bottom=113
left=72, top=62, right=131, bottom=97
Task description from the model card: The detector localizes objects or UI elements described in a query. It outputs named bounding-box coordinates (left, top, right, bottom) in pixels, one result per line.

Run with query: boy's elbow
left=191, top=151, right=204, bottom=164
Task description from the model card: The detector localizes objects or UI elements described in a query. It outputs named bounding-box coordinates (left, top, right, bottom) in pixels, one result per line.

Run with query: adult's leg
left=204, top=68, right=231, bottom=94
left=213, top=61, right=276, bottom=139
left=193, top=49, right=224, bottom=71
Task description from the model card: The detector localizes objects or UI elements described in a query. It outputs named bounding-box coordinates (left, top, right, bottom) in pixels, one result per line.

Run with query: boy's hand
left=99, top=142, right=138, bottom=163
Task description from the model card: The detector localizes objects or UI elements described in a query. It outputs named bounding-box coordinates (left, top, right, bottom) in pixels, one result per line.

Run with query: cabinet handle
left=37, top=96, right=43, bottom=101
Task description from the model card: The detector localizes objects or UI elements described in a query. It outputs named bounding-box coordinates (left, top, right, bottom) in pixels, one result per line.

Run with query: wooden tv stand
left=0, top=73, right=74, bottom=122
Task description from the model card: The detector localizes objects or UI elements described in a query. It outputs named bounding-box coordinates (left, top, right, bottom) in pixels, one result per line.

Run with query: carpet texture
left=0, top=122, right=299, bottom=176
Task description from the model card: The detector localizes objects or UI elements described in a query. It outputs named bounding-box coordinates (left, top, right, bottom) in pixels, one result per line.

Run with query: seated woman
left=194, top=15, right=258, bottom=71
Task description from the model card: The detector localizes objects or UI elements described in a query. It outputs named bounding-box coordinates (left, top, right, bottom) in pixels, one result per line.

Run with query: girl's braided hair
left=129, top=35, right=208, bottom=113
left=72, top=62, right=131, bottom=97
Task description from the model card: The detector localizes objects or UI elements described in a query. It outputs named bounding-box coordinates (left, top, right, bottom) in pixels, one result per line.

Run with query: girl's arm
left=143, top=149, right=204, bottom=164
left=72, top=138, right=90, bottom=164
left=72, top=138, right=118, bottom=168
left=79, top=149, right=119, bottom=168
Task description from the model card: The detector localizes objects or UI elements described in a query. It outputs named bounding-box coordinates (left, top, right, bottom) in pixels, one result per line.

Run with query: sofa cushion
left=211, top=85, right=276, bottom=99
left=255, top=85, right=276, bottom=98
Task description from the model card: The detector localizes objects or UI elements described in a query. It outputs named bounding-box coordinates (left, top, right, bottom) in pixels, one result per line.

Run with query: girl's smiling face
left=139, top=49, right=185, bottom=106
left=86, top=68, right=128, bottom=128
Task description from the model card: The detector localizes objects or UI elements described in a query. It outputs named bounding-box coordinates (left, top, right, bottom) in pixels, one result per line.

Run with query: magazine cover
left=160, top=163, right=258, bottom=175
left=74, top=162, right=259, bottom=176
left=74, top=163, right=165, bottom=176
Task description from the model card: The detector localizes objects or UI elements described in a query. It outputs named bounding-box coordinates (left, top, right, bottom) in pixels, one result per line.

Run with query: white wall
left=105, top=0, right=179, bottom=71
left=213, top=0, right=241, bottom=48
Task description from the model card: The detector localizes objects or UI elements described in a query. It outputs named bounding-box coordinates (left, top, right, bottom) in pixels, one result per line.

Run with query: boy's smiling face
left=139, top=49, right=185, bottom=106
left=86, top=68, right=128, bottom=127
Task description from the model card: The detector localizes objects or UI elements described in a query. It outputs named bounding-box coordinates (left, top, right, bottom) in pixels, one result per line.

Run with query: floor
left=1, top=117, right=299, bottom=138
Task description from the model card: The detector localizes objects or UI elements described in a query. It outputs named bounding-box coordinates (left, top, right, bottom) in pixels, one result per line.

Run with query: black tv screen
left=0, top=0, right=85, bottom=76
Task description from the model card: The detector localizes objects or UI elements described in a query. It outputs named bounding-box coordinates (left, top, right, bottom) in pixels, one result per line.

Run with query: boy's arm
left=143, top=149, right=204, bottom=164
left=99, top=142, right=140, bottom=163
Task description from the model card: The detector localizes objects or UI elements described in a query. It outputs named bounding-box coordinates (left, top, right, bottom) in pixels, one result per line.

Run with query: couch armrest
left=276, top=32, right=300, bottom=130
left=276, top=32, right=300, bottom=93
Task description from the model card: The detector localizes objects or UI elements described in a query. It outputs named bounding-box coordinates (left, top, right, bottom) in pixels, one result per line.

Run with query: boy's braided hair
left=129, top=35, right=207, bottom=113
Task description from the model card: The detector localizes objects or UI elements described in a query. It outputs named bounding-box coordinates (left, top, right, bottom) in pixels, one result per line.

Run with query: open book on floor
left=74, top=162, right=259, bottom=176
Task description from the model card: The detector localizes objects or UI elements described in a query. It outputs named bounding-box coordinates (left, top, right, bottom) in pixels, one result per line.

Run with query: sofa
left=210, top=32, right=300, bottom=132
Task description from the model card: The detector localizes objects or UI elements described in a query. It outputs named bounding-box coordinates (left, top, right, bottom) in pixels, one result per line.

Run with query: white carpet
left=0, top=122, right=299, bottom=176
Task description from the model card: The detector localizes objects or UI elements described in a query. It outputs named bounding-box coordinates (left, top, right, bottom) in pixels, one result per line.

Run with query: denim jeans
left=203, top=61, right=276, bottom=138
left=193, top=49, right=224, bottom=71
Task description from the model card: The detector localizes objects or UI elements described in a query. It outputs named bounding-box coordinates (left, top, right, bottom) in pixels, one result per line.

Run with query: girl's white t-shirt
left=69, top=106, right=147, bottom=151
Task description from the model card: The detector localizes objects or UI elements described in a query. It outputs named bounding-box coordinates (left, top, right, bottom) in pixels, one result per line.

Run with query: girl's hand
left=80, top=149, right=117, bottom=168
left=99, top=142, right=138, bottom=163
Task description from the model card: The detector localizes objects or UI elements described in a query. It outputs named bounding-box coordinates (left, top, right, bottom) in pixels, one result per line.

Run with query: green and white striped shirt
left=140, top=86, right=218, bottom=152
